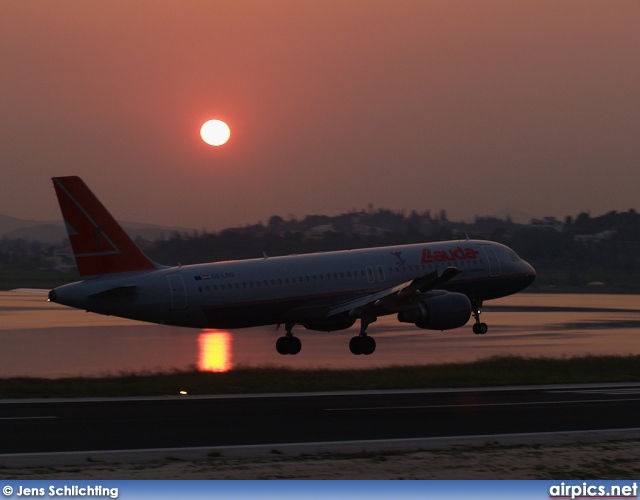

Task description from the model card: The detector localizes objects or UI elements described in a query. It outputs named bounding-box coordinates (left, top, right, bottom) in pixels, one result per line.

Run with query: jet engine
left=397, top=292, right=471, bottom=330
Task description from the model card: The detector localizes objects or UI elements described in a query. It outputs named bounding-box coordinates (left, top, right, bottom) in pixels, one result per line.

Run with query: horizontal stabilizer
left=10, top=288, right=51, bottom=295
left=88, top=284, right=137, bottom=299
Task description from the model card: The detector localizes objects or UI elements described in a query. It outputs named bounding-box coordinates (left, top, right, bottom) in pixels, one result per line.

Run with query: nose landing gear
left=471, top=300, right=488, bottom=334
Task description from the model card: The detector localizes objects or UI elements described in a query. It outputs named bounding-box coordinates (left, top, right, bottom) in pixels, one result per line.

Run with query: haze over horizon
left=2, top=1, right=639, bottom=232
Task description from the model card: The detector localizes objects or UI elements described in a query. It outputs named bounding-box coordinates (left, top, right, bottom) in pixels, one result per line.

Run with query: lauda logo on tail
left=52, top=176, right=159, bottom=277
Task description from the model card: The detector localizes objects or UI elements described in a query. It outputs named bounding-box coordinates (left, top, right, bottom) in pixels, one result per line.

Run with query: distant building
left=305, top=224, right=336, bottom=239
left=530, top=217, right=564, bottom=232
left=574, top=230, right=616, bottom=244
left=352, top=223, right=387, bottom=238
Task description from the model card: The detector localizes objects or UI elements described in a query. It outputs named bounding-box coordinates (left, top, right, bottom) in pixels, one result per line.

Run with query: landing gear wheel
left=276, top=336, right=289, bottom=355
left=288, top=336, right=302, bottom=355
left=349, top=336, right=363, bottom=355
left=349, top=335, right=376, bottom=355
left=472, top=322, right=488, bottom=335
left=363, top=336, right=376, bottom=355
left=276, top=335, right=302, bottom=355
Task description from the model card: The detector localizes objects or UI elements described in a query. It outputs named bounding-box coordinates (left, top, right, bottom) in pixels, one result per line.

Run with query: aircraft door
left=480, top=245, right=501, bottom=277
left=376, top=265, right=385, bottom=282
left=167, top=274, right=187, bottom=310
left=366, top=266, right=375, bottom=284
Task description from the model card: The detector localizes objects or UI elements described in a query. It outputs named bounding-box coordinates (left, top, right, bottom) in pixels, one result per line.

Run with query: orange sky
left=2, top=1, right=639, bottom=231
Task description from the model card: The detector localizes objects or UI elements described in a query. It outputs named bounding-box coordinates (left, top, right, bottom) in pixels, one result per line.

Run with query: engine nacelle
left=303, top=317, right=357, bottom=332
left=397, top=292, right=471, bottom=330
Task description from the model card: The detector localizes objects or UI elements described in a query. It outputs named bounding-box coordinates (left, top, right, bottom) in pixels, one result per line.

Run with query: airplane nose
left=527, top=260, right=536, bottom=276
left=48, top=289, right=57, bottom=302
left=523, top=260, right=537, bottom=284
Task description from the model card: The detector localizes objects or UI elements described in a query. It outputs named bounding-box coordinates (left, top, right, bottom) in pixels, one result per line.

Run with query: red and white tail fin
left=52, top=176, right=160, bottom=278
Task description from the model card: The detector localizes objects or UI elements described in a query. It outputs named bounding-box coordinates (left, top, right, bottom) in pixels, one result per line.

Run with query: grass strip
left=1, top=355, right=640, bottom=399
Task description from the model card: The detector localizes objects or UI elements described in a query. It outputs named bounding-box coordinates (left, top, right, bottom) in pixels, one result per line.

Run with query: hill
left=0, top=213, right=193, bottom=243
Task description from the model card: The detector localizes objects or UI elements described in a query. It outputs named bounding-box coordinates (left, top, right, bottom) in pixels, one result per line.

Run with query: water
left=0, top=291, right=639, bottom=378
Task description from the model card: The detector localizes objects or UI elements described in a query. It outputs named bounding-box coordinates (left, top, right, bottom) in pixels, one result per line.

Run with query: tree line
left=2, top=209, right=639, bottom=293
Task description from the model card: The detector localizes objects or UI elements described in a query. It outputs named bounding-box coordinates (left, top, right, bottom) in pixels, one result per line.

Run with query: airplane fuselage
left=50, top=239, right=535, bottom=330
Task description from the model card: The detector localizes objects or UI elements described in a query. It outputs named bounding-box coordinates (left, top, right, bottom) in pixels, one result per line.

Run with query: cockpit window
left=509, top=251, right=522, bottom=262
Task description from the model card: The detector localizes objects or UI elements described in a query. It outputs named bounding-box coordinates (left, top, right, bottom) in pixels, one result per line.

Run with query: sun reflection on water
left=197, top=330, right=233, bottom=372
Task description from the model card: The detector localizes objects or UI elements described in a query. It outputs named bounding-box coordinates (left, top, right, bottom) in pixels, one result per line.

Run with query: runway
left=2, top=383, right=640, bottom=455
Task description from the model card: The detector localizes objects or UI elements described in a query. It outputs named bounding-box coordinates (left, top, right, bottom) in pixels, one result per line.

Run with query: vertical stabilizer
left=52, top=176, right=160, bottom=278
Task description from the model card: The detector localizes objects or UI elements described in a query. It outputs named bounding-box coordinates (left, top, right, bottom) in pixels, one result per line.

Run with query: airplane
left=48, top=176, right=536, bottom=356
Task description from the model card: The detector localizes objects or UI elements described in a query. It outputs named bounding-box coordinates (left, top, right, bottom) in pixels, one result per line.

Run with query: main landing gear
left=349, top=310, right=377, bottom=355
left=349, top=335, right=376, bottom=355
left=276, top=324, right=302, bottom=355
left=275, top=314, right=378, bottom=356
left=471, top=300, right=488, bottom=335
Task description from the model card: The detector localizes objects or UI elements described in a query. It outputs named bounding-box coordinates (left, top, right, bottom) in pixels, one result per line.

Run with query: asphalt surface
left=2, top=383, right=640, bottom=454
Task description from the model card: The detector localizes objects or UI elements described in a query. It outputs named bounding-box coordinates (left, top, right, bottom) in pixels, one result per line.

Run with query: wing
left=282, top=266, right=461, bottom=324
left=326, top=266, right=461, bottom=318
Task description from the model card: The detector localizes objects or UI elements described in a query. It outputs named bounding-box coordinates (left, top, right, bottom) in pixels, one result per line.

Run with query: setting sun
left=200, top=119, right=230, bottom=146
